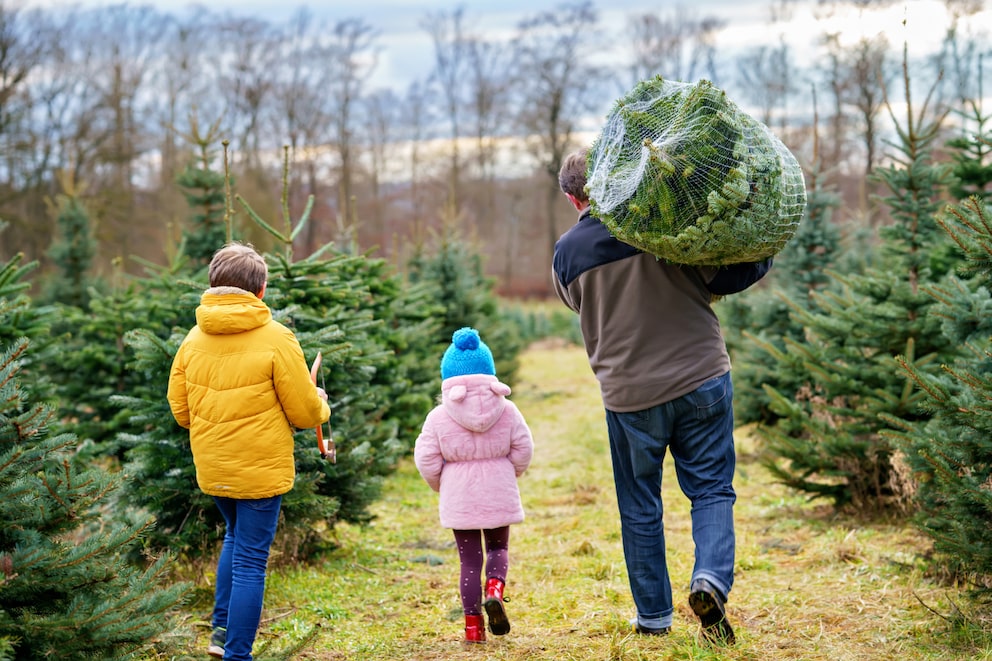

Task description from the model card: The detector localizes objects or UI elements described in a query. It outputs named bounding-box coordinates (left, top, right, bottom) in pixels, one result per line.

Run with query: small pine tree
left=887, top=196, right=992, bottom=580
left=42, top=175, right=99, bottom=309
left=945, top=71, right=992, bottom=202
left=406, top=219, right=524, bottom=388
left=0, top=338, right=189, bottom=660
left=47, top=258, right=196, bottom=457
left=177, top=116, right=230, bottom=269
left=757, top=59, right=959, bottom=510
left=0, top=238, right=56, bottom=405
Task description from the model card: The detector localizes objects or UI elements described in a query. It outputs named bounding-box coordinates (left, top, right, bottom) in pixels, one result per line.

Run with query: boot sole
left=689, top=589, right=735, bottom=644
left=483, top=598, right=510, bottom=636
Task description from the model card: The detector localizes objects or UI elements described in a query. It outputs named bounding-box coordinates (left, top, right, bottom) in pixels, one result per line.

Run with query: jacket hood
left=195, top=287, right=272, bottom=335
left=441, top=373, right=510, bottom=433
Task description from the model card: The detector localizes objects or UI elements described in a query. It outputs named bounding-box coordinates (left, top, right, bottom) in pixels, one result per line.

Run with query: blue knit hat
left=441, top=327, right=496, bottom=379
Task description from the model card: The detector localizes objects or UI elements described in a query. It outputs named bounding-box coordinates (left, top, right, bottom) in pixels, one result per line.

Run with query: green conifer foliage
left=43, top=190, right=98, bottom=309
left=757, top=62, right=958, bottom=510
left=48, top=261, right=196, bottom=457
left=888, top=196, right=992, bottom=578
left=177, top=116, right=230, bottom=269
left=945, top=95, right=992, bottom=202
left=0, top=339, right=188, bottom=660
left=0, top=236, right=56, bottom=404
left=406, top=223, right=523, bottom=388
left=725, top=156, right=843, bottom=425
left=177, top=163, right=228, bottom=269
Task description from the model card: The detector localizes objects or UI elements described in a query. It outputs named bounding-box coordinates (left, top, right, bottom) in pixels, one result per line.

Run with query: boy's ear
left=257, top=282, right=267, bottom=299
left=566, top=193, right=587, bottom=211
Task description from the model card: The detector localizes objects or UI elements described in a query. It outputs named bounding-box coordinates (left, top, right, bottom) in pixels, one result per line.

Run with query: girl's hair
left=558, top=148, right=590, bottom=202
left=208, top=242, right=267, bottom=294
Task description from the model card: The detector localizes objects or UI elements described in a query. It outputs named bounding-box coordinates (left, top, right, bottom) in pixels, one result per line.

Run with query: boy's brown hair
left=208, top=242, right=267, bottom=294
left=558, top=149, right=590, bottom=202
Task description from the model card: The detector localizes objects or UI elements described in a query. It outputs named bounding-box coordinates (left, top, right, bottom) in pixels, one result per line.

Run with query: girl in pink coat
left=414, top=327, right=534, bottom=644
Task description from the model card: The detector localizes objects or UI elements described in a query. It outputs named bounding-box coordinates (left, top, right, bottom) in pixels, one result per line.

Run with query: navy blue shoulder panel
left=704, top=257, right=774, bottom=295
left=553, top=213, right=642, bottom=288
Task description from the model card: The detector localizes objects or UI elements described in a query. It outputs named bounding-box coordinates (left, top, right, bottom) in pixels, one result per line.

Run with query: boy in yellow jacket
left=168, top=242, right=330, bottom=660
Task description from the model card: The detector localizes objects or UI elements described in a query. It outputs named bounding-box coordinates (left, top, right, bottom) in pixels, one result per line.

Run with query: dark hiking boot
left=689, top=578, right=736, bottom=644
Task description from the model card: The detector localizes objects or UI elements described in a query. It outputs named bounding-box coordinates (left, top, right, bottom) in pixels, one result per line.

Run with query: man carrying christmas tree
left=553, top=148, right=772, bottom=644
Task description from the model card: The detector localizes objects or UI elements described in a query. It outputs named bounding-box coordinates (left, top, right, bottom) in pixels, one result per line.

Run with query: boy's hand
left=316, top=387, right=328, bottom=401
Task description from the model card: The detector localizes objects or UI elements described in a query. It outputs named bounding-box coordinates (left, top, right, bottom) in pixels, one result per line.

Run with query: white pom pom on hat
left=440, top=327, right=496, bottom=379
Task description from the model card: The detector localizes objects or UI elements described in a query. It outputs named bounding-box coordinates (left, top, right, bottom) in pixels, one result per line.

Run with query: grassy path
left=236, top=343, right=987, bottom=660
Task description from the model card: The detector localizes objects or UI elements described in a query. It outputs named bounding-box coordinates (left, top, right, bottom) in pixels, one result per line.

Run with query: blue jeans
left=605, top=371, right=736, bottom=631
left=212, top=495, right=282, bottom=661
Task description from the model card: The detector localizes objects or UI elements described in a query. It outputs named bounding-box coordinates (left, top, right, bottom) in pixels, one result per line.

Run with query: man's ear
left=566, top=193, right=586, bottom=211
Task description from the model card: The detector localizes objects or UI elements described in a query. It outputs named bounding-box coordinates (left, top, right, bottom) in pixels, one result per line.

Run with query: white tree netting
left=587, top=75, right=807, bottom=265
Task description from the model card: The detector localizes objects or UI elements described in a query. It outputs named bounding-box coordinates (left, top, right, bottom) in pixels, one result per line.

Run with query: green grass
left=165, top=344, right=992, bottom=660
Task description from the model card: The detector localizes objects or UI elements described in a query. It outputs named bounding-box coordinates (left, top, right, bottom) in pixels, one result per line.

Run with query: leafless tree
left=399, top=80, right=433, bottom=246
left=625, top=7, right=725, bottom=88
left=510, top=0, right=606, bottom=260
left=421, top=6, right=468, bottom=212
left=324, top=17, right=379, bottom=248
left=215, top=15, right=280, bottom=171
left=848, top=35, right=890, bottom=180
left=463, top=32, right=512, bottom=231
left=362, top=87, right=400, bottom=253
left=152, top=7, right=220, bottom=191
left=268, top=8, right=335, bottom=253
left=736, top=40, right=794, bottom=128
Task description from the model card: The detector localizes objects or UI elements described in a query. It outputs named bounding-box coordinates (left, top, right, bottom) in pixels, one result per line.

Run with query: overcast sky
left=21, top=0, right=992, bottom=99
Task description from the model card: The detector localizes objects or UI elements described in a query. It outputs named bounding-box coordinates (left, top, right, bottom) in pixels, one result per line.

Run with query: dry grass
left=172, top=343, right=992, bottom=660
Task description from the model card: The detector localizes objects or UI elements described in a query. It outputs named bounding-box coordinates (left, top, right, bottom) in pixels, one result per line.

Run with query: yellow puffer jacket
left=167, top=287, right=330, bottom=499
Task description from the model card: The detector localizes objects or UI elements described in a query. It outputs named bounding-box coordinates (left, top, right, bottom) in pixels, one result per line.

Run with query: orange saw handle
left=309, top=352, right=335, bottom=462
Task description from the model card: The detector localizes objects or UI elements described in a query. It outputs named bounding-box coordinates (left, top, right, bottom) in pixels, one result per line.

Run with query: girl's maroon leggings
left=452, top=526, right=510, bottom=615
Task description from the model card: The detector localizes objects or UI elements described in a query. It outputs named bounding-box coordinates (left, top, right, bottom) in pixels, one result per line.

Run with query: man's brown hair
left=208, top=242, right=267, bottom=294
left=558, top=149, right=590, bottom=202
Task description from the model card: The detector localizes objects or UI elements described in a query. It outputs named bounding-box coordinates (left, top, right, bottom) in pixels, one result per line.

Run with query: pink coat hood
left=414, top=374, right=533, bottom=530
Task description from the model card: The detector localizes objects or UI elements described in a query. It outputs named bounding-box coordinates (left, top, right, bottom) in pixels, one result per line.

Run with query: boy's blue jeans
left=212, top=495, right=282, bottom=661
left=605, top=371, right=736, bottom=631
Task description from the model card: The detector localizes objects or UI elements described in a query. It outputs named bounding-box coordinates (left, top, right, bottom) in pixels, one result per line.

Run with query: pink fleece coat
left=414, top=374, right=534, bottom=530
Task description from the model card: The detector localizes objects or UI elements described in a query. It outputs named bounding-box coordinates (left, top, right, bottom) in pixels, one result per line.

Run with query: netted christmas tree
left=587, top=75, right=807, bottom=265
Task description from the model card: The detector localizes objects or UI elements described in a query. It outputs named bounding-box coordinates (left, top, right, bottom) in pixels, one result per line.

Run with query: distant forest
left=1, top=0, right=988, bottom=296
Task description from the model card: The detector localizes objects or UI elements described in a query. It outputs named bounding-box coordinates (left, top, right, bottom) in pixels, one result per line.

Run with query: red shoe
left=483, top=577, right=510, bottom=635
left=464, top=614, right=486, bottom=643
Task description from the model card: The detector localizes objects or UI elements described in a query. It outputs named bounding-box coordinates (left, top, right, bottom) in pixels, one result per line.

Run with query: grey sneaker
left=688, top=579, right=735, bottom=644
left=207, top=627, right=226, bottom=658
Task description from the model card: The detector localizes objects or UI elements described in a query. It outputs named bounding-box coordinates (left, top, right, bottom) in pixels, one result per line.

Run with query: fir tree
left=887, top=197, right=992, bottom=579
left=43, top=174, right=99, bottom=309
left=945, top=64, right=992, bottom=202
left=47, top=258, right=196, bottom=457
left=406, top=218, right=524, bottom=388
left=757, top=58, right=958, bottom=509
left=0, top=231, right=56, bottom=405
left=0, top=338, right=188, bottom=660
left=177, top=115, right=229, bottom=269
